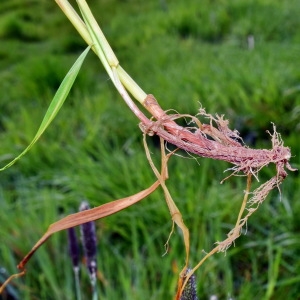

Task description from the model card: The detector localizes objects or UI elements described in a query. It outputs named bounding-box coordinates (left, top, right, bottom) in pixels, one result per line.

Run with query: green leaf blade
left=0, top=46, right=91, bottom=171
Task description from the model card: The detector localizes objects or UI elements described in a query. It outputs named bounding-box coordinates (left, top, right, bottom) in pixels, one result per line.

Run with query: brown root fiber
left=141, top=94, right=294, bottom=181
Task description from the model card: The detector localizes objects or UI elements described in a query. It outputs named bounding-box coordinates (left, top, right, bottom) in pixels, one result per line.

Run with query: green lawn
left=0, top=0, right=300, bottom=299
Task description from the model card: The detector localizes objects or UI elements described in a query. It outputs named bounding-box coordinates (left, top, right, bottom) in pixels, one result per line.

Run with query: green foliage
left=0, top=0, right=299, bottom=299
left=0, top=46, right=90, bottom=171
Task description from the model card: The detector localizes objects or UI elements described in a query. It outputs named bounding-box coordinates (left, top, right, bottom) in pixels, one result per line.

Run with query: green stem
left=74, top=267, right=82, bottom=300
left=76, top=0, right=116, bottom=80
left=55, top=0, right=92, bottom=46
left=91, top=285, right=98, bottom=300
left=56, top=0, right=148, bottom=106
left=117, top=66, right=147, bottom=103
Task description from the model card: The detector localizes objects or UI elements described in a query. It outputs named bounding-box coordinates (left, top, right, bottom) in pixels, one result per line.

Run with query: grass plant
left=0, top=0, right=299, bottom=299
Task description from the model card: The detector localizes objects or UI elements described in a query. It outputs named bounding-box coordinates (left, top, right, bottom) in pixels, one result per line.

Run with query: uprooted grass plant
left=0, top=0, right=299, bottom=299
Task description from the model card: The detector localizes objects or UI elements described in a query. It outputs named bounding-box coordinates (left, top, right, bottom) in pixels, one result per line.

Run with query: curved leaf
left=0, top=46, right=91, bottom=171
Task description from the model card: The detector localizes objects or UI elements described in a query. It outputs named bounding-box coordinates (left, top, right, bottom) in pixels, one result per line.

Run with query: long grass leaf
left=0, top=46, right=91, bottom=171
left=17, top=180, right=160, bottom=270
left=0, top=180, right=160, bottom=294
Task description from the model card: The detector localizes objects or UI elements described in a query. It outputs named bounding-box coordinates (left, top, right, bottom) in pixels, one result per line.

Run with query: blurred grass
left=0, top=0, right=300, bottom=299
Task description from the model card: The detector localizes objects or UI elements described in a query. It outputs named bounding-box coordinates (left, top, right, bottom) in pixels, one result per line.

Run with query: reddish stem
left=140, top=94, right=294, bottom=178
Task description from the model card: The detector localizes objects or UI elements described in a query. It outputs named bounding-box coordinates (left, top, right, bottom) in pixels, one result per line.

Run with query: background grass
left=0, top=0, right=300, bottom=299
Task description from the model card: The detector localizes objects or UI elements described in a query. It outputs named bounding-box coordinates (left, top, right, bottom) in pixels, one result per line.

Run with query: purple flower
left=180, top=269, right=198, bottom=300
left=79, top=201, right=97, bottom=286
left=67, top=226, right=80, bottom=270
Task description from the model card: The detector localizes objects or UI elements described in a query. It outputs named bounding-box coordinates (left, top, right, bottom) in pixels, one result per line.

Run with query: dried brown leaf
left=0, top=181, right=160, bottom=294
